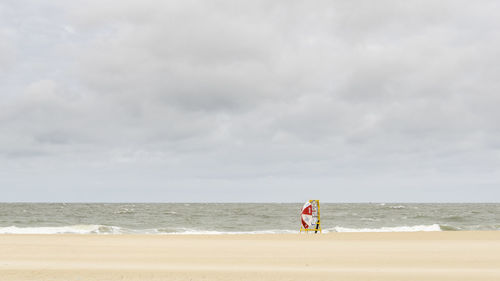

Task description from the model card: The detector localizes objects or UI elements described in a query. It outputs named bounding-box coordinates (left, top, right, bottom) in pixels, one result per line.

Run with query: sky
left=1, top=0, right=499, bottom=202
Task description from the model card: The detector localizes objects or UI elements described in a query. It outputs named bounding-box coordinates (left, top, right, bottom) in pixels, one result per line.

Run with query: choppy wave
left=114, top=208, right=135, bottom=215
left=1, top=203, right=498, bottom=234
left=389, top=205, right=406, bottom=209
left=359, top=217, right=380, bottom=222
left=329, top=224, right=442, bottom=233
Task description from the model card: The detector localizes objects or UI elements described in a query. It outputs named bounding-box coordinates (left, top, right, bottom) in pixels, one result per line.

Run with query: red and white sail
left=301, top=201, right=314, bottom=229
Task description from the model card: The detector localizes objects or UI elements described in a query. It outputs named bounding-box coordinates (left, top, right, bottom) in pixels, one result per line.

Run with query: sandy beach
left=1, top=231, right=499, bottom=281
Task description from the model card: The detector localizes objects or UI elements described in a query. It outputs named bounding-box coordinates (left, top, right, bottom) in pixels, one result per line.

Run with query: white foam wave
left=0, top=225, right=298, bottom=235
left=389, top=205, right=406, bottom=209
left=359, top=217, right=380, bottom=222
left=114, top=208, right=135, bottom=214
left=0, top=224, right=443, bottom=235
left=170, top=228, right=297, bottom=235
left=0, top=225, right=123, bottom=234
left=329, top=224, right=442, bottom=233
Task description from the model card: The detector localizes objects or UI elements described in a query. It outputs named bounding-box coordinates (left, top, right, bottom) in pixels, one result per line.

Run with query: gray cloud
left=1, top=0, right=500, bottom=202
left=0, top=30, right=15, bottom=71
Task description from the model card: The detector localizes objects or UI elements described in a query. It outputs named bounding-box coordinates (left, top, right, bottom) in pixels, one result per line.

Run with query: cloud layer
left=1, top=0, right=499, bottom=202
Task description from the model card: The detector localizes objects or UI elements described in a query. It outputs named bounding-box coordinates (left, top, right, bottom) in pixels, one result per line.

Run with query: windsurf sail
left=300, top=200, right=321, bottom=233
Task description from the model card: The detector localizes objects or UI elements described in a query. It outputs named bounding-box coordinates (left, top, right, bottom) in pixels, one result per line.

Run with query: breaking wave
left=329, top=224, right=442, bottom=233
left=169, top=229, right=297, bottom=235
left=0, top=225, right=124, bottom=234
left=1, top=224, right=494, bottom=235
left=389, top=205, right=406, bottom=209
left=114, top=208, right=136, bottom=215
left=0, top=225, right=298, bottom=235
left=0, top=224, right=450, bottom=234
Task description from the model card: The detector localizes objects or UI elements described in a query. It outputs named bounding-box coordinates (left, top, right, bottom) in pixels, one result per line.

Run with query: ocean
left=0, top=203, right=498, bottom=234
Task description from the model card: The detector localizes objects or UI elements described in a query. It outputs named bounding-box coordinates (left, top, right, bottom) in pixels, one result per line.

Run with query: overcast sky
left=1, top=0, right=499, bottom=202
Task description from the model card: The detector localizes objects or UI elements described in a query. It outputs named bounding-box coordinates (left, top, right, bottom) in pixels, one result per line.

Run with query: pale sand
left=1, top=232, right=499, bottom=281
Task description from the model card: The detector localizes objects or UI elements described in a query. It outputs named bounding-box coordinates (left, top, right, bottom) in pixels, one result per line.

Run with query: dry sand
left=1, top=231, right=499, bottom=281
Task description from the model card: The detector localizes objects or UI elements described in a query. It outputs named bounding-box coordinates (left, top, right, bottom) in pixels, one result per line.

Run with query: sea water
left=0, top=203, right=498, bottom=234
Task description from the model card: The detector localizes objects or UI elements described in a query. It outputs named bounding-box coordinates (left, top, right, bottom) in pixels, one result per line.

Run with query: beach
left=1, top=231, right=499, bottom=281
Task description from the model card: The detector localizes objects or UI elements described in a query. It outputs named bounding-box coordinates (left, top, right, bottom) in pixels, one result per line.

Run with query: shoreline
left=0, top=229, right=499, bottom=236
left=0, top=223, right=490, bottom=235
left=1, top=231, right=499, bottom=280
